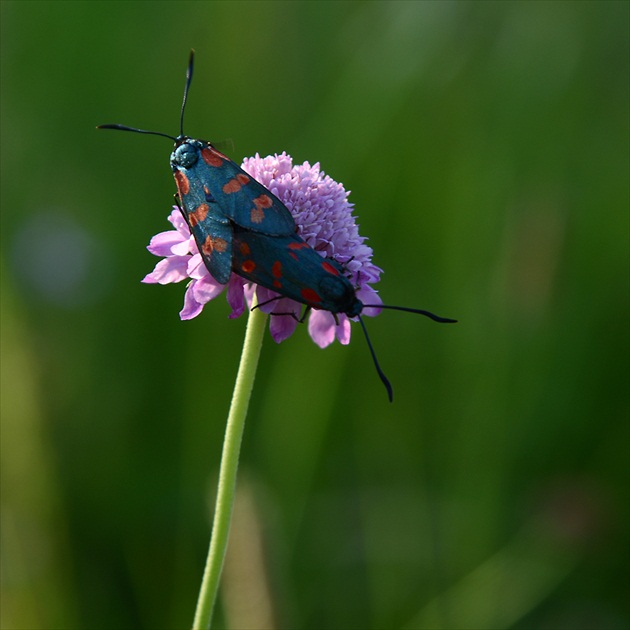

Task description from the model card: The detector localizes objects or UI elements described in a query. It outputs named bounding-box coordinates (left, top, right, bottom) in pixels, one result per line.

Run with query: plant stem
left=192, top=304, right=268, bottom=629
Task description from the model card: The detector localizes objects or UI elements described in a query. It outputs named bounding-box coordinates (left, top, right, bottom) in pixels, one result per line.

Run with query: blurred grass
left=1, top=1, right=628, bottom=629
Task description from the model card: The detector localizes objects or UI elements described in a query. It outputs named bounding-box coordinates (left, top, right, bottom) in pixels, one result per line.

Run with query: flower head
left=143, top=153, right=383, bottom=347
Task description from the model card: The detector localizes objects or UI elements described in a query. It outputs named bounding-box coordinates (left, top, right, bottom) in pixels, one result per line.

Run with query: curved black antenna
left=358, top=315, right=393, bottom=403
left=363, top=304, right=457, bottom=324
left=96, top=124, right=176, bottom=141
left=180, top=49, right=195, bottom=137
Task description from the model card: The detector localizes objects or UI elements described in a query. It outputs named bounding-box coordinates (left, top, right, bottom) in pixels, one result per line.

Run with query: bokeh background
left=2, top=2, right=628, bottom=629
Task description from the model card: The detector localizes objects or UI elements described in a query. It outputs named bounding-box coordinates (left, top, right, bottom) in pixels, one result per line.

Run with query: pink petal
left=187, top=254, right=207, bottom=279
left=356, top=286, right=382, bottom=317
left=268, top=298, right=301, bottom=342
left=147, top=230, right=187, bottom=257
left=180, top=282, right=204, bottom=320
left=191, top=275, right=226, bottom=305
left=168, top=208, right=191, bottom=237
left=270, top=312, right=299, bottom=343
left=335, top=315, right=352, bottom=345
left=270, top=297, right=301, bottom=317
left=254, top=287, right=280, bottom=314
left=227, top=276, right=247, bottom=319
left=308, top=310, right=337, bottom=348
left=142, top=256, right=190, bottom=284
left=171, top=236, right=195, bottom=256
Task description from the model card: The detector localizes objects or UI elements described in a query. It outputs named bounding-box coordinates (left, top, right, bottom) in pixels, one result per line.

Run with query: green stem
left=192, top=304, right=268, bottom=629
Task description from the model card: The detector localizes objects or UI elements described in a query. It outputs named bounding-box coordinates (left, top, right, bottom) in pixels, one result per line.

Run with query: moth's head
left=171, top=137, right=199, bottom=169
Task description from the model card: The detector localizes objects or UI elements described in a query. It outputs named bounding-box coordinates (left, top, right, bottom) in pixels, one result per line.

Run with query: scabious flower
left=142, top=153, right=383, bottom=347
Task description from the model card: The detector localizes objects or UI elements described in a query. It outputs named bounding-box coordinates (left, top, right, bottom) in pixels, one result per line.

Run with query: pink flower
left=143, top=153, right=383, bottom=347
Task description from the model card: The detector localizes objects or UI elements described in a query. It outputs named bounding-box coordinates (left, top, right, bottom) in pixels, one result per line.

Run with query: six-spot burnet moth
left=98, top=50, right=456, bottom=401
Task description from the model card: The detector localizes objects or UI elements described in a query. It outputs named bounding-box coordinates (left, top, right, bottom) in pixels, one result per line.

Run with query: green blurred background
left=1, top=2, right=628, bottom=629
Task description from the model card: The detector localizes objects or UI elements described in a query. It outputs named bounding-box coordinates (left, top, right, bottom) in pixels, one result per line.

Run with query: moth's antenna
left=180, top=49, right=195, bottom=138
left=356, top=304, right=456, bottom=400
left=358, top=315, right=393, bottom=403
left=363, top=304, right=457, bottom=324
left=96, top=124, right=176, bottom=141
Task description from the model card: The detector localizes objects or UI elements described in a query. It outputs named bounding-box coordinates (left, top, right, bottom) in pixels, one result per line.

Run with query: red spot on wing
left=222, top=174, right=250, bottom=195
left=254, top=194, right=272, bottom=209
left=201, top=148, right=224, bottom=167
left=250, top=207, right=265, bottom=224
left=288, top=241, right=309, bottom=251
left=238, top=242, right=251, bottom=256
left=250, top=194, right=273, bottom=224
left=202, top=237, right=214, bottom=256
left=222, top=179, right=241, bottom=194
left=322, top=261, right=339, bottom=276
left=289, top=252, right=299, bottom=261
left=242, top=260, right=256, bottom=273
left=174, top=170, right=190, bottom=195
left=189, top=203, right=209, bottom=227
left=301, top=288, right=321, bottom=304
left=213, top=149, right=229, bottom=161
left=202, top=235, right=228, bottom=256
left=214, top=237, right=228, bottom=253
left=272, top=261, right=282, bottom=278
left=273, top=280, right=282, bottom=288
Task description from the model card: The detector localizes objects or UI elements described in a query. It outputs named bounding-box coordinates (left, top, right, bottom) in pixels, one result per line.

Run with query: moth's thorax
left=170, top=137, right=227, bottom=175
left=171, top=138, right=203, bottom=170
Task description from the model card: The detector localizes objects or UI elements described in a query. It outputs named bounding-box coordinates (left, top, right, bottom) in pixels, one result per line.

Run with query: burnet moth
left=98, top=50, right=456, bottom=401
